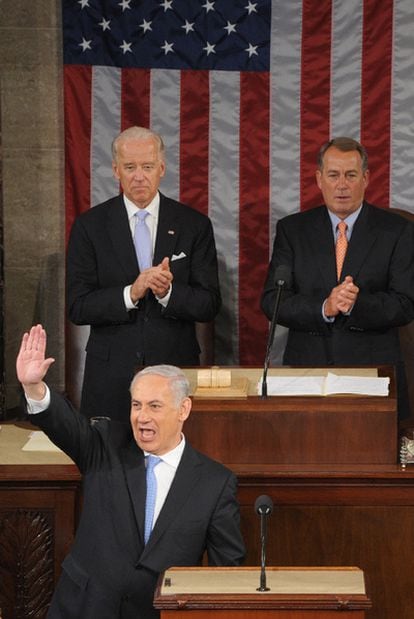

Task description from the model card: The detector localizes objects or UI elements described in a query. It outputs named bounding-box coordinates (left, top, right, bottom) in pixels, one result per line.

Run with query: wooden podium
left=154, top=566, right=371, bottom=618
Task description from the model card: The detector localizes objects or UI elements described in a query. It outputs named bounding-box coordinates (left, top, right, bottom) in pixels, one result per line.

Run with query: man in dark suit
left=261, top=137, right=414, bottom=419
left=16, top=324, right=245, bottom=619
left=67, top=126, right=221, bottom=421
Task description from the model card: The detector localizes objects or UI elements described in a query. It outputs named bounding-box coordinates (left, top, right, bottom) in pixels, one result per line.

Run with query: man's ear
left=179, top=397, right=192, bottom=422
left=315, top=169, right=322, bottom=190
left=112, top=161, right=120, bottom=180
left=160, top=160, right=166, bottom=179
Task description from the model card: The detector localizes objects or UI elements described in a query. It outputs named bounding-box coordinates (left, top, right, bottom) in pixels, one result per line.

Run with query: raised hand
left=16, top=324, right=55, bottom=392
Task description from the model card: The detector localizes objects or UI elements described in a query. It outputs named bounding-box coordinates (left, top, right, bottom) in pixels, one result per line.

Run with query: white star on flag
left=202, top=1, right=215, bottom=13
left=120, top=40, right=132, bottom=54
left=245, top=43, right=258, bottom=57
left=245, top=2, right=257, bottom=14
left=182, top=20, right=195, bottom=34
left=161, top=40, right=174, bottom=54
left=224, top=22, right=237, bottom=35
left=79, top=38, right=92, bottom=51
left=161, top=0, right=173, bottom=11
left=118, top=0, right=131, bottom=11
left=99, top=19, right=111, bottom=31
left=203, top=42, right=216, bottom=55
left=140, top=19, right=152, bottom=33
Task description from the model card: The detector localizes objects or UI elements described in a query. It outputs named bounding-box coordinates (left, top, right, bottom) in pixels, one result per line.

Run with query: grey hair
left=318, top=137, right=368, bottom=172
left=129, top=365, right=190, bottom=405
left=111, top=126, right=165, bottom=162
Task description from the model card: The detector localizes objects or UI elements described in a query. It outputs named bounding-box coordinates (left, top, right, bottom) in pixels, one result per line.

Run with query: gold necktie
left=336, top=221, right=348, bottom=281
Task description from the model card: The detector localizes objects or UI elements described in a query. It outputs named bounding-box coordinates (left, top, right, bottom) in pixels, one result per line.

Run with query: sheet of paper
left=324, top=372, right=389, bottom=396
left=22, top=431, right=63, bottom=453
left=257, top=375, right=326, bottom=396
left=257, top=373, right=389, bottom=396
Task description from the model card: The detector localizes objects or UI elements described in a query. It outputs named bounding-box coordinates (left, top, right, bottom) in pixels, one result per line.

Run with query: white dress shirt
left=144, top=437, right=185, bottom=525
left=122, top=192, right=172, bottom=309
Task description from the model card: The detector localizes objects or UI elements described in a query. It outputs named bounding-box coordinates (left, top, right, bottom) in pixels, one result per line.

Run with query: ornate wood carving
left=0, top=509, right=54, bottom=619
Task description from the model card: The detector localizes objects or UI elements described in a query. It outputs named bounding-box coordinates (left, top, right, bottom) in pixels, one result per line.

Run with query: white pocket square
left=171, top=252, right=186, bottom=261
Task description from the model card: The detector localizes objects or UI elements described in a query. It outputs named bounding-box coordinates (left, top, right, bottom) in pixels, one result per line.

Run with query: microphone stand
left=262, top=280, right=284, bottom=398
left=257, top=510, right=270, bottom=591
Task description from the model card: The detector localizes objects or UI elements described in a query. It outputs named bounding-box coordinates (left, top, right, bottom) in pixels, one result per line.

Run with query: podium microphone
left=261, top=265, right=292, bottom=398
left=255, top=494, right=274, bottom=592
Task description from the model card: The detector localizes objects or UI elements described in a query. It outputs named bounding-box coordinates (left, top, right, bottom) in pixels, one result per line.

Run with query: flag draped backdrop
left=62, top=0, right=414, bottom=368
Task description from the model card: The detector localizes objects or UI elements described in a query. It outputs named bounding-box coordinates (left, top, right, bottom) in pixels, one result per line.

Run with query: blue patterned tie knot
left=144, top=455, right=162, bottom=544
left=134, top=210, right=152, bottom=271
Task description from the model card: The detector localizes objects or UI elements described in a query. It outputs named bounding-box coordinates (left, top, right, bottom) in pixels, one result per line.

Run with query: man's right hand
left=16, top=324, right=55, bottom=400
left=324, top=276, right=359, bottom=317
left=130, top=257, right=173, bottom=303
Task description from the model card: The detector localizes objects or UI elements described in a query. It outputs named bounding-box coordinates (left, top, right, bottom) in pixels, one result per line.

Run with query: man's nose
left=133, top=167, right=145, bottom=180
left=137, top=406, right=151, bottom=421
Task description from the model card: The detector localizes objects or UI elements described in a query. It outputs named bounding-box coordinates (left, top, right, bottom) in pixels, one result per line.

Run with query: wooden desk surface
left=0, top=423, right=73, bottom=465
left=159, top=566, right=367, bottom=595
left=0, top=423, right=79, bottom=482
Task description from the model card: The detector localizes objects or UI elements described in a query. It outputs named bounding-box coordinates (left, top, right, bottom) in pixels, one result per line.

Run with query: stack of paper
left=257, top=372, right=389, bottom=397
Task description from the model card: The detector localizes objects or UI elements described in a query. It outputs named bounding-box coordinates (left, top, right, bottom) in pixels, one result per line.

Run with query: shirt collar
left=327, top=203, right=363, bottom=235
left=144, top=434, right=186, bottom=469
left=123, top=192, right=160, bottom=221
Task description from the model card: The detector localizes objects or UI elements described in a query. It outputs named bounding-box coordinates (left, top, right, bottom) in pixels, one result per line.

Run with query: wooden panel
left=0, top=425, right=81, bottom=619
left=185, top=367, right=397, bottom=465
left=236, top=468, right=414, bottom=619
left=0, top=484, right=80, bottom=619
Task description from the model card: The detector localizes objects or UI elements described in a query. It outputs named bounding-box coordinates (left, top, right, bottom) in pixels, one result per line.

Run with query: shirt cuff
left=26, top=384, right=51, bottom=414
left=322, top=299, right=335, bottom=323
left=156, top=284, right=172, bottom=307
left=124, top=285, right=138, bottom=310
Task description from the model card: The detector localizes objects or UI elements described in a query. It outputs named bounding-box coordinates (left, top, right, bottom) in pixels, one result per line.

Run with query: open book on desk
left=257, top=372, right=390, bottom=396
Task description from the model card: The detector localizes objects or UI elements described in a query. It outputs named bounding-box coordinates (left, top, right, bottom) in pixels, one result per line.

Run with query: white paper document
left=22, top=431, right=63, bottom=452
left=258, top=372, right=389, bottom=396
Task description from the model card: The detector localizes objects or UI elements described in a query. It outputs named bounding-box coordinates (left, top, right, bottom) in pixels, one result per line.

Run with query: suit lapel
left=153, top=194, right=179, bottom=265
left=342, top=203, right=377, bottom=279
left=121, top=440, right=147, bottom=546
left=308, top=207, right=338, bottom=289
left=106, top=195, right=140, bottom=280
left=140, top=444, right=201, bottom=558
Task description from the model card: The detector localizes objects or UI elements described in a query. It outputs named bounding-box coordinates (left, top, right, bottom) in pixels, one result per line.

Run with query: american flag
left=62, top=0, right=414, bottom=368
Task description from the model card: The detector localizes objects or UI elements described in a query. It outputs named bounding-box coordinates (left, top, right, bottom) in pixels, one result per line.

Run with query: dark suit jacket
left=66, top=193, right=221, bottom=420
left=29, top=391, right=245, bottom=619
left=261, top=203, right=414, bottom=415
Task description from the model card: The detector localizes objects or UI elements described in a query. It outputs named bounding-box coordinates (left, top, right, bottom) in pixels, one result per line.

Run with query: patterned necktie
left=144, top=455, right=162, bottom=544
left=335, top=221, right=348, bottom=281
left=134, top=210, right=152, bottom=271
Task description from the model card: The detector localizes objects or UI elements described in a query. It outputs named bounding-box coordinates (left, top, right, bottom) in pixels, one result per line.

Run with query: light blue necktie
left=134, top=210, right=152, bottom=271
left=144, top=455, right=161, bottom=544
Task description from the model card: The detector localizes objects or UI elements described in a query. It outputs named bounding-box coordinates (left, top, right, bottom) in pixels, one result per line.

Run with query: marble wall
left=0, top=1, right=65, bottom=413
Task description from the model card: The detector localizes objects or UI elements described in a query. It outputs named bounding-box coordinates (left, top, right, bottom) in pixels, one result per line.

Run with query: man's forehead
left=118, top=137, right=157, bottom=153
left=133, top=374, right=171, bottom=393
